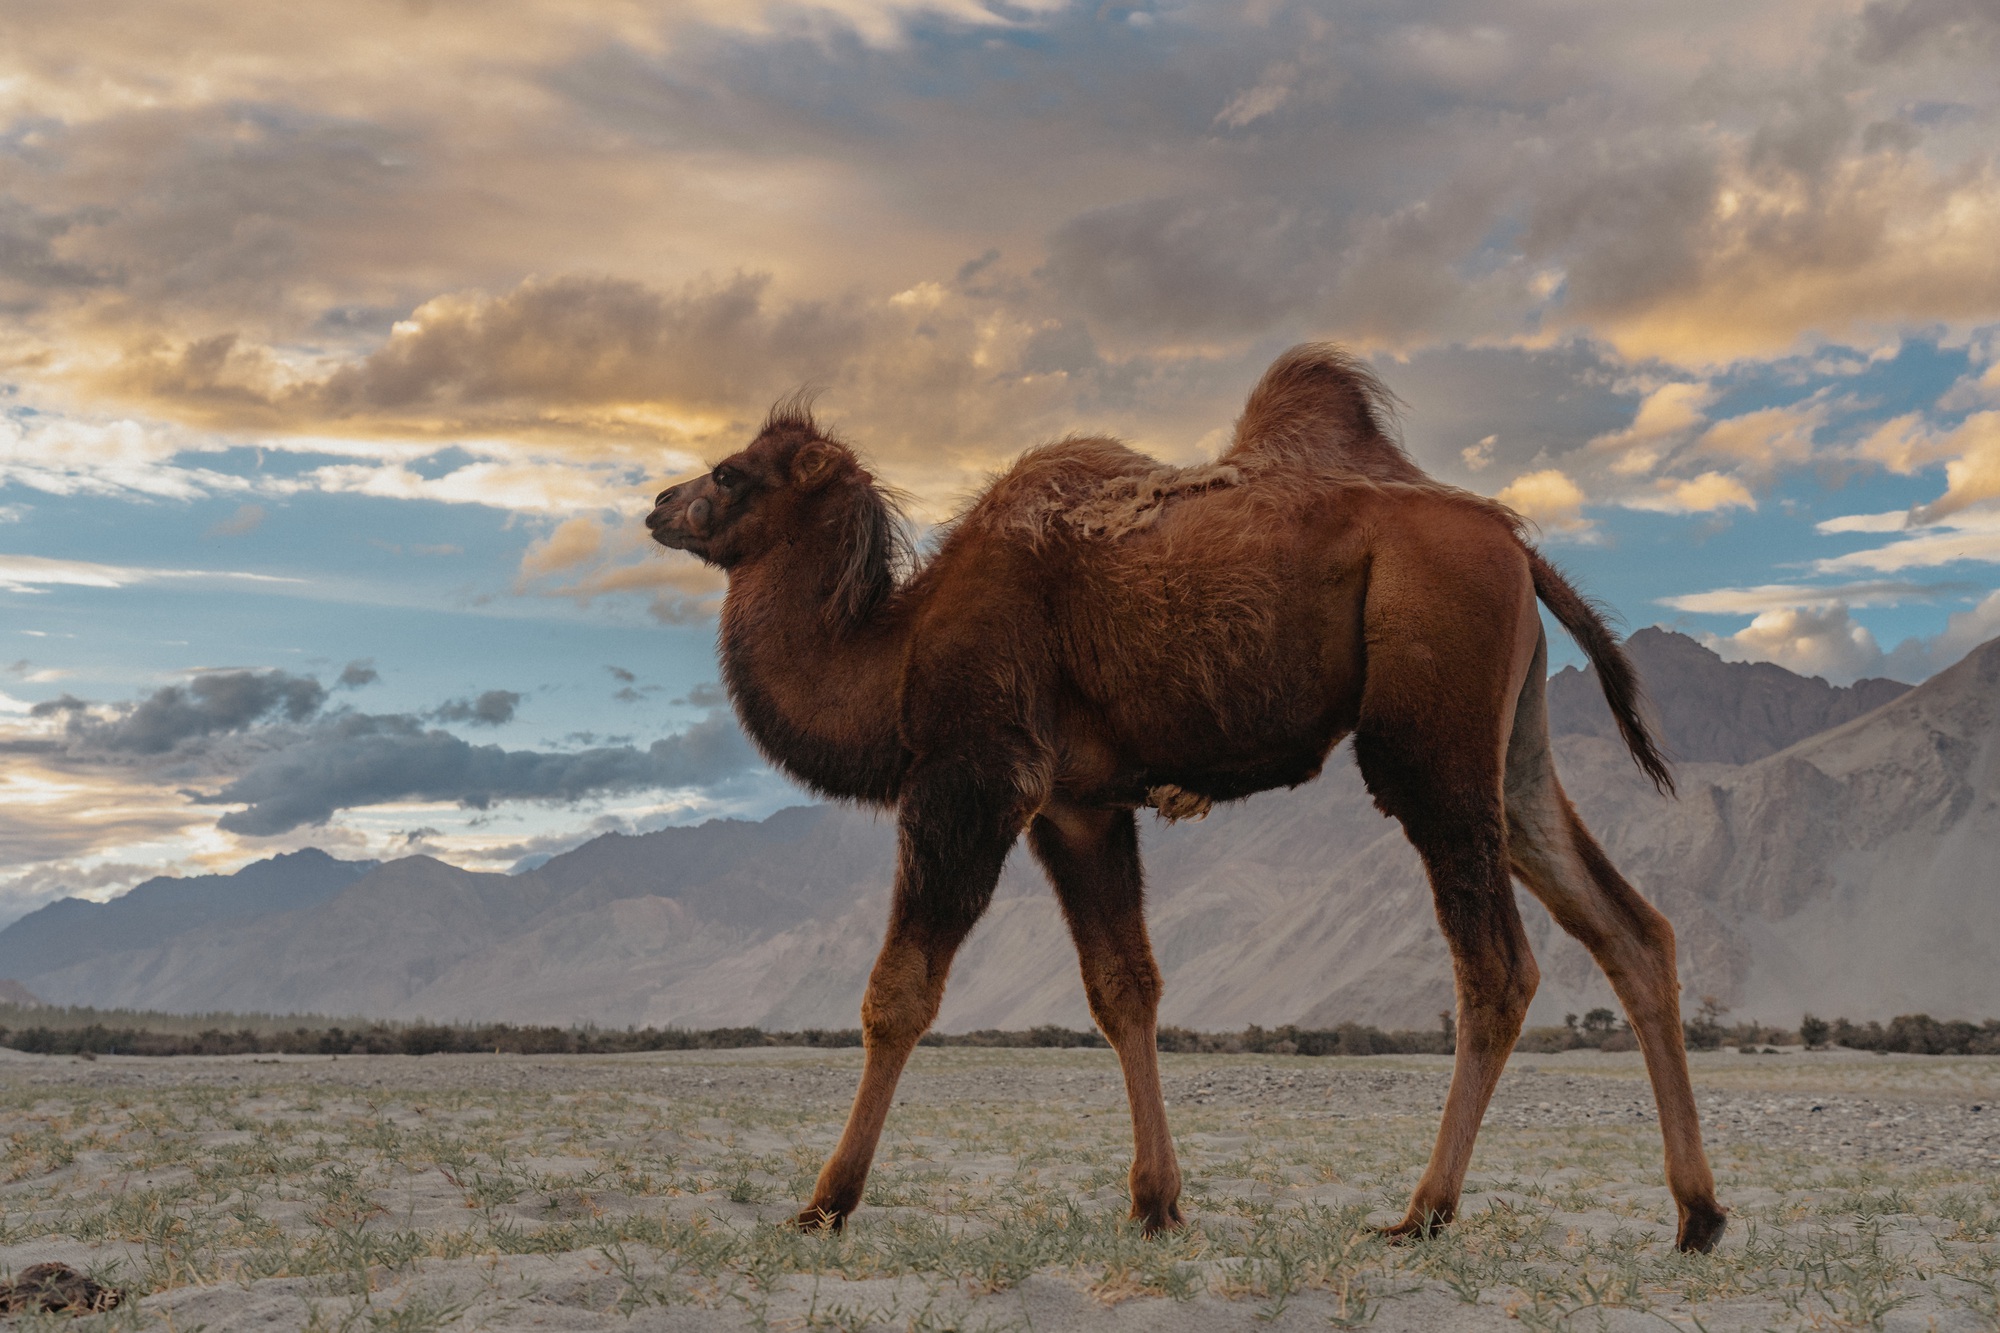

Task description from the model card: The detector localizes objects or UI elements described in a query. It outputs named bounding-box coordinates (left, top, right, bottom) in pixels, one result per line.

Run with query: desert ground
left=1, top=1044, right=1996, bottom=1331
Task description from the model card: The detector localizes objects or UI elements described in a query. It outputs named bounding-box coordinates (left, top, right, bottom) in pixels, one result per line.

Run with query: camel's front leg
left=796, top=761, right=1023, bottom=1230
left=796, top=925, right=953, bottom=1228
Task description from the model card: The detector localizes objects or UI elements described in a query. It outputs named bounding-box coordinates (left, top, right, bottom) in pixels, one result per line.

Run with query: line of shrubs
left=0, top=1023, right=862, bottom=1058
left=3, top=1011, right=1995, bottom=1060
left=0, top=1018, right=1455, bottom=1058
left=1812, top=1014, right=2000, bottom=1055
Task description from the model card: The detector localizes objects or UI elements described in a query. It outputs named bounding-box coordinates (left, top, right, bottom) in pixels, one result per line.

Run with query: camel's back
left=924, top=438, right=1363, bottom=757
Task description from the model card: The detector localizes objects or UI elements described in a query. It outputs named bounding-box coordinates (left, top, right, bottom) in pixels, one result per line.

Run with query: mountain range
left=5, top=630, right=1992, bottom=1030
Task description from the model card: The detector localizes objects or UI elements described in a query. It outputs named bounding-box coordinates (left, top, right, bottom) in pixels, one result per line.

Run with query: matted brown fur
left=646, top=342, right=1723, bottom=1252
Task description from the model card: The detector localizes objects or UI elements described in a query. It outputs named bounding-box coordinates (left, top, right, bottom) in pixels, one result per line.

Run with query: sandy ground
left=2, top=1044, right=1996, bottom=1330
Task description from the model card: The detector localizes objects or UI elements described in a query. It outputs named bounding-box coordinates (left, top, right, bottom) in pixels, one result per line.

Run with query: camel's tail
left=1527, top=550, right=1676, bottom=796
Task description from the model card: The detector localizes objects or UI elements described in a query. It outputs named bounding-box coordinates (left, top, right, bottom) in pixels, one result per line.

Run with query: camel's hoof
left=1375, top=1211, right=1451, bottom=1245
left=1134, top=1201, right=1186, bottom=1238
left=1675, top=1203, right=1728, bottom=1253
left=790, top=1204, right=846, bottom=1234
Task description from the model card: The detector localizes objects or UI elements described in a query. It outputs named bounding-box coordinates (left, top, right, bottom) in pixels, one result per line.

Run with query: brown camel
left=646, top=344, right=1726, bottom=1253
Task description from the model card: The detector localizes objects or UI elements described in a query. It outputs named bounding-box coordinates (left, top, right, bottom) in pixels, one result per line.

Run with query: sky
left=4, top=0, right=2000, bottom=922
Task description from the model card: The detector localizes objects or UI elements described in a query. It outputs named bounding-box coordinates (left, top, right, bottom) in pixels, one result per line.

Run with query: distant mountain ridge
left=1547, top=627, right=1910, bottom=764
left=0, top=849, right=376, bottom=981
left=5, top=632, right=1991, bottom=1030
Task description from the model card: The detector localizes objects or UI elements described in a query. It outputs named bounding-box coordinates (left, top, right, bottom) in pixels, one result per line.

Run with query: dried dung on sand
left=0, top=1263, right=123, bottom=1315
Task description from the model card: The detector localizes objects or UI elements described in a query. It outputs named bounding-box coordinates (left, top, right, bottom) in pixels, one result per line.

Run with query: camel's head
left=646, top=402, right=869, bottom=571
left=649, top=399, right=906, bottom=629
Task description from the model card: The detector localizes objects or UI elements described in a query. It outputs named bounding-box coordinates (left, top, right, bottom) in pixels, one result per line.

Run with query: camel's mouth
left=646, top=487, right=714, bottom=556
left=647, top=520, right=710, bottom=556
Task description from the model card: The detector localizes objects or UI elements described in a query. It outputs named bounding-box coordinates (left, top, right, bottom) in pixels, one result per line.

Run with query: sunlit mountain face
left=3, top=0, right=1998, bottom=918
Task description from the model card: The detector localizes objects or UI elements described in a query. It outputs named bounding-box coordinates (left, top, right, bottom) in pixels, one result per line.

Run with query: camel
left=646, top=344, right=1726, bottom=1253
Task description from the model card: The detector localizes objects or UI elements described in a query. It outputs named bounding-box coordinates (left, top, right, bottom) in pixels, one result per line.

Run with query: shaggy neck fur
left=718, top=467, right=911, bottom=805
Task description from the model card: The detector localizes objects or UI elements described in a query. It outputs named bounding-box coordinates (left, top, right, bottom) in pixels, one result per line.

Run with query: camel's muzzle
left=647, top=480, right=713, bottom=553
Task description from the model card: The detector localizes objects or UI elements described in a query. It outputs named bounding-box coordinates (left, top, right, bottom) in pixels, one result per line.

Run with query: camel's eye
left=712, top=465, right=743, bottom=492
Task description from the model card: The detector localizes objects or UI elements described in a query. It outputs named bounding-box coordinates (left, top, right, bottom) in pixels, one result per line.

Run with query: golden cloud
left=1910, top=412, right=2000, bottom=523
left=1692, top=403, right=1822, bottom=480
left=1621, top=471, right=1756, bottom=514
left=515, top=513, right=726, bottom=623
left=1494, top=467, right=1592, bottom=534
left=1568, top=155, right=2000, bottom=367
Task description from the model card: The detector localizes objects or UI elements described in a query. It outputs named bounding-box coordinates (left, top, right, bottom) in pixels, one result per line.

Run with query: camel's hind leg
left=1029, top=804, right=1182, bottom=1234
left=1504, top=630, right=1726, bottom=1253
left=1353, top=594, right=1540, bottom=1238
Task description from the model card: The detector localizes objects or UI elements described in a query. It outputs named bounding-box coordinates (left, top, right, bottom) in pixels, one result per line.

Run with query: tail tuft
left=1527, top=550, right=1675, bottom=796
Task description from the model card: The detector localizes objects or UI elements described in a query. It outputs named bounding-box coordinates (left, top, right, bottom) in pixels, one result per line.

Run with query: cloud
left=1856, top=0, right=2000, bottom=62
left=1701, top=604, right=1892, bottom=683
left=5, top=666, right=765, bottom=847
left=1495, top=468, right=1593, bottom=536
left=1697, top=588, right=2000, bottom=683
left=517, top=513, right=727, bottom=622
left=432, top=690, right=521, bottom=727
left=65, top=670, right=328, bottom=754
left=197, top=709, right=760, bottom=836
left=1908, top=411, right=2000, bottom=523
left=1621, top=471, right=1757, bottom=514
left=1814, top=509, right=2000, bottom=572
left=0, top=195, right=115, bottom=302
left=1847, top=409, right=2000, bottom=524
left=204, top=502, right=266, bottom=537
left=1816, top=510, right=1910, bottom=534
left=1940, top=354, right=2000, bottom=411
left=1588, top=381, right=1714, bottom=477
left=110, top=273, right=873, bottom=441
left=1042, top=195, right=1327, bottom=340
left=0, top=413, right=244, bottom=502
left=1660, top=579, right=1974, bottom=614
left=1531, top=116, right=2000, bottom=366
left=1886, top=588, right=2000, bottom=676
left=336, top=659, right=379, bottom=689
left=0, top=553, right=303, bottom=595
left=519, top=516, right=604, bottom=580
left=292, top=452, right=657, bottom=514
left=1691, top=403, right=1822, bottom=480
left=5, top=660, right=67, bottom=684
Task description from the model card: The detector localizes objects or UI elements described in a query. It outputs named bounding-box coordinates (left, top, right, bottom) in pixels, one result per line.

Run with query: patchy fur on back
left=976, top=438, right=1247, bottom=546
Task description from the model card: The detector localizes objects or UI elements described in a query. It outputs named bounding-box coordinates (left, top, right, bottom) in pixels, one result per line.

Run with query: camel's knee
left=1458, top=956, right=1537, bottom=1047
left=1592, top=894, right=1680, bottom=999
left=860, top=946, right=941, bottom=1050
left=1082, top=950, right=1162, bottom=1043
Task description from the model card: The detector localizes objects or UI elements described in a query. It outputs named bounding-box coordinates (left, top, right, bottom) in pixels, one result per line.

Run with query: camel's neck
left=718, top=526, right=909, bottom=806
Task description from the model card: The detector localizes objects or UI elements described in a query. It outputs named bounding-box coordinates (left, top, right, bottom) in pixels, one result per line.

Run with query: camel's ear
left=792, top=441, right=842, bottom=491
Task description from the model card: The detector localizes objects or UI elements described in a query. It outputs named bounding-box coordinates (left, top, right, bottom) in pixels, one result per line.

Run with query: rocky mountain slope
left=8, top=635, right=1992, bottom=1030
left=1546, top=627, right=1910, bottom=763
left=0, top=849, right=375, bottom=982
